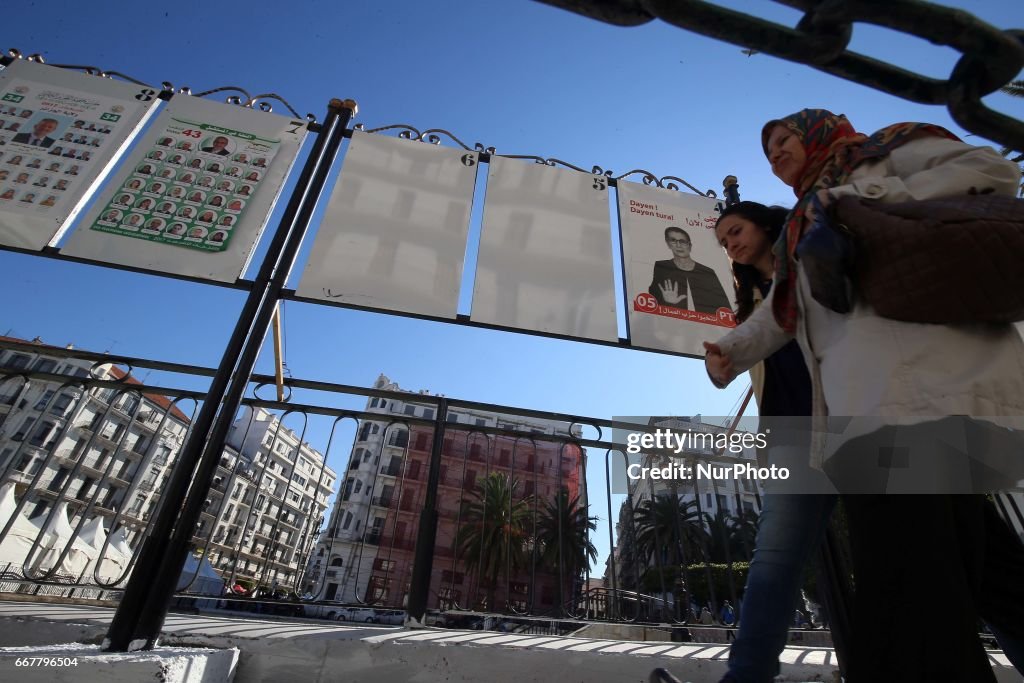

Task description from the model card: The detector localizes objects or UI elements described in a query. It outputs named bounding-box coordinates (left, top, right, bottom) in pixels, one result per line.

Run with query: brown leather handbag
left=833, top=193, right=1024, bottom=324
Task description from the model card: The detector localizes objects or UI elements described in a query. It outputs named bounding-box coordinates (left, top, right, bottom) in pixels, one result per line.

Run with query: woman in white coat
left=704, top=108, right=1024, bottom=682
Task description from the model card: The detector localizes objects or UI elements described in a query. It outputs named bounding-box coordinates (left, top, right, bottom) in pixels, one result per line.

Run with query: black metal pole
left=406, top=398, right=448, bottom=624
left=103, top=98, right=356, bottom=652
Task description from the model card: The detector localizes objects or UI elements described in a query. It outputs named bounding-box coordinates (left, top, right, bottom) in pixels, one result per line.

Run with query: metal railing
left=0, top=344, right=778, bottom=625
left=532, top=0, right=1024, bottom=150
left=3, top=341, right=1022, bottom=669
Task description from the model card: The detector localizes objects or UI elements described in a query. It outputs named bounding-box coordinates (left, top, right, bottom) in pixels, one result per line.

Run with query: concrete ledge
left=0, top=601, right=1019, bottom=683
left=0, top=643, right=239, bottom=682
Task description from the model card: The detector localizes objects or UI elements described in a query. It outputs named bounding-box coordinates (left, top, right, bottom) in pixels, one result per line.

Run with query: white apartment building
left=0, top=338, right=189, bottom=553
left=214, top=405, right=337, bottom=591
left=306, top=375, right=439, bottom=604
left=0, top=338, right=336, bottom=593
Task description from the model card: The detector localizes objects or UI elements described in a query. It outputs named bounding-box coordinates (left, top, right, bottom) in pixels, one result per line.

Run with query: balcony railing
left=378, top=535, right=416, bottom=552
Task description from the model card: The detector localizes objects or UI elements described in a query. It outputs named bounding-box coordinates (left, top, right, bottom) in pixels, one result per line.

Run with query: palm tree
left=703, top=507, right=760, bottom=563
left=631, top=493, right=708, bottom=622
left=455, top=472, right=532, bottom=611
left=632, top=494, right=708, bottom=569
left=703, top=507, right=735, bottom=564
left=535, top=487, right=598, bottom=614
left=729, top=507, right=761, bottom=560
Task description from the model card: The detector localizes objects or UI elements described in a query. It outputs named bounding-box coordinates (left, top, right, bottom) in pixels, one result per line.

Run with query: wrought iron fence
left=4, top=338, right=1024, bottom=670
left=0, top=339, right=758, bottom=624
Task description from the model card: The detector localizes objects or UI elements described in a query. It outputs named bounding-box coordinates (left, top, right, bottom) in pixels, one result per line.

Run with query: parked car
left=374, top=609, right=407, bottom=625
left=336, top=606, right=379, bottom=623
left=303, top=601, right=348, bottom=620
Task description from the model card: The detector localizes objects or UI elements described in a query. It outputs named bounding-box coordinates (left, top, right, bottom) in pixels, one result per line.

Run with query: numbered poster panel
left=297, top=131, right=477, bottom=318
left=0, top=60, right=159, bottom=250
left=619, top=180, right=736, bottom=357
left=472, top=157, right=617, bottom=341
left=62, top=96, right=307, bottom=281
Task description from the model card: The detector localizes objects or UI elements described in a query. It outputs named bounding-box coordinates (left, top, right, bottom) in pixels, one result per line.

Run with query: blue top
left=756, top=280, right=812, bottom=418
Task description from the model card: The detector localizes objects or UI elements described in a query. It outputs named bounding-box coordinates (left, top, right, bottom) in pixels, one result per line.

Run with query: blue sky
left=2, top=0, right=1022, bottom=571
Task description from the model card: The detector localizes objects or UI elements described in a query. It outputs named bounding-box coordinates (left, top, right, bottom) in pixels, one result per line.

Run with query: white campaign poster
left=296, top=131, right=477, bottom=318
left=618, top=180, right=736, bottom=356
left=62, top=95, right=307, bottom=282
left=0, top=59, right=159, bottom=250
left=472, top=156, right=617, bottom=342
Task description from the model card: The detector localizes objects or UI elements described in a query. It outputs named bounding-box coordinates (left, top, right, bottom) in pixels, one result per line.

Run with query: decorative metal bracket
left=6, top=48, right=154, bottom=87
left=613, top=169, right=717, bottom=197
left=353, top=123, right=495, bottom=154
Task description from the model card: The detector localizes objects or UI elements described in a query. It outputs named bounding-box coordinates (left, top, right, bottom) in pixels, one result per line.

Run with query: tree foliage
left=456, top=472, right=531, bottom=609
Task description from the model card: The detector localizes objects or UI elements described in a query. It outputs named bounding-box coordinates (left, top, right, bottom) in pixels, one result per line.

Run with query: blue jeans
left=725, top=493, right=837, bottom=683
left=725, top=493, right=1024, bottom=682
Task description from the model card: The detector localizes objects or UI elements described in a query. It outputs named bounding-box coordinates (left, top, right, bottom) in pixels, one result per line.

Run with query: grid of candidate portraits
left=0, top=106, right=111, bottom=209
left=91, top=129, right=268, bottom=252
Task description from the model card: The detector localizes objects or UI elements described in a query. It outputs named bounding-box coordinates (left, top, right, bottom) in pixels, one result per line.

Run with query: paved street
left=0, top=600, right=1016, bottom=682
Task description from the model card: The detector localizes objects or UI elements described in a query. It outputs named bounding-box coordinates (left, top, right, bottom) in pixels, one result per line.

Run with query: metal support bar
left=272, top=305, right=285, bottom=402
left=102, top=97, right=357, bottom=652
left=406, top=398, right=449, bottom=624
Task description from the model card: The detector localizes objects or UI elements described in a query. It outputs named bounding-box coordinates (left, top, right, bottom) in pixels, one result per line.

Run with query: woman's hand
left=703, top=341, right=736, bottom=387
left=658, top=279, right=686, bottom=306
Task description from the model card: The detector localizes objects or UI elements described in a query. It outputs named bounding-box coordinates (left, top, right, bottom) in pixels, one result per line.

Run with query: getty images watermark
left=608, top=416, right=802, bottom=494
left=611, top=415, right=1024, bottom=495
left=623, top=426, right=789, bottom=482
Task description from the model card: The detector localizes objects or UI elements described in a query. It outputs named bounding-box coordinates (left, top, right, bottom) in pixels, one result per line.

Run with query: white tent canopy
left=79, top=515, right=131, bottom=582
left=179, top=552, right=225, bottom=596
left=0, top=493, right=95, bottom=577
left=26, top=501, right=98, bottom=577
left=0, top=482, right=40, bottom=573
left=1, top=484, right=223, bottom=593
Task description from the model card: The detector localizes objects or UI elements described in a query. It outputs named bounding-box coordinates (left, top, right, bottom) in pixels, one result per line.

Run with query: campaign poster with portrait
left=0, top=59, right=160, bottom=250
left=618, top=180, right=736, bottom=357
left=62, top=95, right=307, bottom=282
left=296, top=131, right=477, bottom=319
left=472, top=156, right=617, bottom=342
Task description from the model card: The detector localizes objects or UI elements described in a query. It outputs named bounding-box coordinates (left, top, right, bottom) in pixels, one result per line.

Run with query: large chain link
left=534, top=0, right=1024, bottom=150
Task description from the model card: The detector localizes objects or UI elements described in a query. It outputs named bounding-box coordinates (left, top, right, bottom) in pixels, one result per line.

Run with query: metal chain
left=533, top=0, right=1024, bottom=150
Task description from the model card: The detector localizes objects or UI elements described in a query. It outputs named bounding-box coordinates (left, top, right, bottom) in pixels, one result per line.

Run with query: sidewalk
left=0, top=600, right=1017, bottom=682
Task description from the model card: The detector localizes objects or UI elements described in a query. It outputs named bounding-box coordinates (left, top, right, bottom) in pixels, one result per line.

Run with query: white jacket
left=711, top=136, right=1024, bottom=470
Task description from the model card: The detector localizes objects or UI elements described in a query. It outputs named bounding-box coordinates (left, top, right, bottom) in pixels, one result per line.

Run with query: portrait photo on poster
left=0, top=59, right=160, bottom=250
left=60, top=95, right=308, bottom=282
left=618, top=180, right=736, bottom=357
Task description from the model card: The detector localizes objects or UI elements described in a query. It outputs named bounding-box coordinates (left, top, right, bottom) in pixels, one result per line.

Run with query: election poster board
left=0, top=59, right=159, bottom=250
left=296, top=131, right=477, bottom=319
left=618, top=180, right=736, bottom=356
left=473, top=157, right=617, bottom=342
left=62, top=95, right=307, bottom=281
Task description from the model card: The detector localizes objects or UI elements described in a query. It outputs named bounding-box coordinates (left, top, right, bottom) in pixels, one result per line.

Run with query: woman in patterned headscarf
left=703, top=109, right=1024, bottom=682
